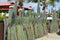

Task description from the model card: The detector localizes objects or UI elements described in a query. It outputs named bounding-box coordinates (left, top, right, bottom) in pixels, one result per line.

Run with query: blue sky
left=0, top=0, right=60, bottom=13
left=0, top=0, right=7, bottom=2
left=23, top=2, right=60, bottom=13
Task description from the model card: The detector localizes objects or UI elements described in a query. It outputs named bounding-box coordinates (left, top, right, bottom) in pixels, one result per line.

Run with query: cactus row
left=7, top=0, right=58, bottom=40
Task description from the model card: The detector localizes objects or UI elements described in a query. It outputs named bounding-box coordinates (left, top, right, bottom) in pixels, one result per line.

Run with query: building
left=0, top=2, right=10, bottom=13
left=0, top=2, right=32, bottom=12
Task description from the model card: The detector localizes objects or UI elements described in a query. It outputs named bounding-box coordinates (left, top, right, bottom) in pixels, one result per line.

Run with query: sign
left=47, top=17, right=53, bottom=20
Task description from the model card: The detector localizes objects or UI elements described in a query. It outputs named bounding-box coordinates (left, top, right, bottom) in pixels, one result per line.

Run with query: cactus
left=7, top=5, right=14, bottom=40
left=34, top=23, right=44, bottom=38
left=37, top=0, right=40, bottom=14
left=16, top=25, right=27, bottom=40
left=50, top=10, right=58, bottom=33
left=23, top=17, right=35, bottom=40
left=7, top=0, right=18, bottom=40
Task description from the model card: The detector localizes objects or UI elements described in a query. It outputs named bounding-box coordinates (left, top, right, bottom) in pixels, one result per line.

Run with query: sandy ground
left=35, top=33, right=60, bottom=40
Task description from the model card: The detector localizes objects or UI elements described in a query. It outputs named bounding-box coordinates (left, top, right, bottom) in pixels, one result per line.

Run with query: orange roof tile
left=0, top=2, right=10, bottom=6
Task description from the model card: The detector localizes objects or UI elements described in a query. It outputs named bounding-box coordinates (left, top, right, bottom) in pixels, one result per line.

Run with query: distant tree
left=8, top=0, right=10, bottom=1
left=28, top=0, right=32, bottom=2
left=49, top=0, right=55, bottom=7
left=19, top=0, right=24, bottom=2
left=18, top=1, right=23, bottom=8
left=42, top=1, right=47, bottom=10
left=56, top=0, right=60, bottom=2
left=32, top=0, right=43, bottom=2
left=33, top=0, right=37, bottom=2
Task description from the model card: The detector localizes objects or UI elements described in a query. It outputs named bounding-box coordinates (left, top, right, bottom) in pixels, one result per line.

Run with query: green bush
left=0, top=13, right=6, bottom=22
left=0, top=14, right=3, bottom=22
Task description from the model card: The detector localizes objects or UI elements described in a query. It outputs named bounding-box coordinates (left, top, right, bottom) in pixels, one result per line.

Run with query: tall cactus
left=37, top=0, right=40, bottom=14
left=7, top=3, right=14, bottom=40
left=8, top=7, right=14, bottom=26
left=50, top=8, right=58, bottom=33
left=13, top=0, right=18, bottom=24
left=8, top=0, right=18, bottom=40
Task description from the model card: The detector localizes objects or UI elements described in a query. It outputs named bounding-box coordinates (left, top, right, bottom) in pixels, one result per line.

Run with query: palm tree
left=42, top=0, right=47, bottom=18
left=49, top=0, right=55, bottom=7
left=19, top=0, right=24, bottom=2
left=33, top=0, right=37, bottom=2
left=42, top=1, right=47, bottom=10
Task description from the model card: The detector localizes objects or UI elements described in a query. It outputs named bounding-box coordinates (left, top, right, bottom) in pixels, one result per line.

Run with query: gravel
left=35, top=33, right=60, bottom=40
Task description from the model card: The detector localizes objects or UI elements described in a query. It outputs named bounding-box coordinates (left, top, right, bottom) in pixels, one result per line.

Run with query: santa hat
left=28, top=6, right=32, bottom=9
left=18, top=8, right=22, bottom=12
left=45, top=11, right=48, bottom=14
left=9, top=3, right=14, bottom=8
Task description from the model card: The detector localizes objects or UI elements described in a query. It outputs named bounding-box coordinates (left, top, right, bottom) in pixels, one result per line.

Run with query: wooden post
left=4, top=19, right=7, bottom=40
left=0, top=21, right=4, bottom=40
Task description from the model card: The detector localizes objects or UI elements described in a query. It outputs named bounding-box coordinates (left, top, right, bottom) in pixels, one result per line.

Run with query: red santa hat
left=28, top=6, right=32, bottom=9
left=18, top=8, right=22, bottom=12
left=9, top=3, right=14, bottom=8
left=45, top=11, right=48, bottom=14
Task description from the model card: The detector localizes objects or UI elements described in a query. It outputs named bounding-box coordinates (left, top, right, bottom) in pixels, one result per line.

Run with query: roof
left=0, top=2, right=10, bottom=6
left=0, top=2, right=31, bottom=10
